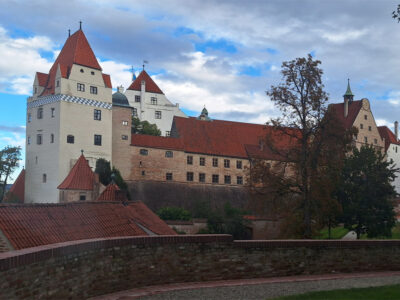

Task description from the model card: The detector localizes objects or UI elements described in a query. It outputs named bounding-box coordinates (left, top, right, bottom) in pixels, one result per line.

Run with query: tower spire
left=343, top=78, right=354, bottom=103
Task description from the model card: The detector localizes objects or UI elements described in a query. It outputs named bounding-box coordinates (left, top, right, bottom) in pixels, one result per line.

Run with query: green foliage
left=111, top=167, right=131, bottom=200
left=335, top=145, right=397, bottom=239
left=157, top=206, right=192, bottom=221
left=95, top=158, right=111, bottom=186
left=0, top=146, right=21, bottom=202
left=132, top=117, right=161, bottom=136
left=315, top=226, right=349, bottom=239
left=273, top=284, right=400, bottom=300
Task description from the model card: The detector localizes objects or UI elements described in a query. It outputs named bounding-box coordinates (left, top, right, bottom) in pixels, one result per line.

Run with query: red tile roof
left=127, top=70, right=164, bottom=94
left=97, top=183, right=127, bottom=202
left=58, top=154, right=95, bottom=190
left=40, top=30, right=110, bottom=96
left=0, top=201, right=176, bottom=250
left=102, top=73, right=112, bottom=89
left=378, top=126, right=400, bottom=152
left=3, top=169, right=25, bottom=203
left=36, top=72, right=48, bottom=87
left=328, top=100, right=363, bottom=129
left=131, top=135, right=184, bottom=150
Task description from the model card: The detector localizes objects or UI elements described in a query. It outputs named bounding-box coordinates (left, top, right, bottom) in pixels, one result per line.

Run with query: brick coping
left=90, top=271, right=400, bottom=300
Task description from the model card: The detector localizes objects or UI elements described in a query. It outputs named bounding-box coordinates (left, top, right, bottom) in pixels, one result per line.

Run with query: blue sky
left=2, top=0, right=400, bottom=181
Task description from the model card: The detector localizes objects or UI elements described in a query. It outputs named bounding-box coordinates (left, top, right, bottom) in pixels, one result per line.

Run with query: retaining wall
left=1, top=235, right=400, bottom=299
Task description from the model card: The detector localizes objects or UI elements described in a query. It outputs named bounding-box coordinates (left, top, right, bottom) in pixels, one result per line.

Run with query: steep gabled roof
left=328, top=100, right=363, bottom=129
left=97, top=183, right=127, bottom=202
left=40, top=29, right=108, bottom=96
left=57, top=154, right=94, bottom=190
left=378, top=126, right=400, bottom=152
left=127, top=70, right=164, bottom=94
left=36, top=72, right=49, bottom=87
left=3, top=169, right=25, bottom=203
left=0, top=201, right=176, bottom=250
left=102, top=73, right=112, bottom=89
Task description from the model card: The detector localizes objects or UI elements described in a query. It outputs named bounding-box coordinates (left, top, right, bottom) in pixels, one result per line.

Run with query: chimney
left=395, top=121, right=399, bottom=141
left=117, top=85, right=124, bottom=93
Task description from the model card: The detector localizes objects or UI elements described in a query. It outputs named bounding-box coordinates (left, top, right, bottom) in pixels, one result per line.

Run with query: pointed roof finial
left=68, top=29, right=71, bottom=37
left=143, top=60, right=148, bottom=71
left=81, top=149, right=84, bottom=155
left=79, top=20, right=82, bottom=30
left=344, top=78, right=354, bottom=97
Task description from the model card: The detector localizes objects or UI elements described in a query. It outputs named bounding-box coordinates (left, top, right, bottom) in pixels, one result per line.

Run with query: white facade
left=124, top=80, right=186, bottom=136
left=387, top=143, right=400, bottom=194
left=25, top=64, right=113, bottom=203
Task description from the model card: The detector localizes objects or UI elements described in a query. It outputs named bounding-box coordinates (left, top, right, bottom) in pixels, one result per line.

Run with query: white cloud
left=99, top=59, right=132, bottom=90
left=321, top=29, right=368, bottom=44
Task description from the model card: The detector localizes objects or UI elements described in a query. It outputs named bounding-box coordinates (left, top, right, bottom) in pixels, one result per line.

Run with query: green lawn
left=272, top=284, right=400, bottom=300
left=316, top=226, right=349, bottom=239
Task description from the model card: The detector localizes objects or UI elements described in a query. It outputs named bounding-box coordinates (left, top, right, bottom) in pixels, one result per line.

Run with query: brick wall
left=1, top=236, right=400, bottom=299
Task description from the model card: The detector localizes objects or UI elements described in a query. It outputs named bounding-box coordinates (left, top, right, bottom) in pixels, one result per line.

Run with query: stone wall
left=1, top=235, right=400, bottom=299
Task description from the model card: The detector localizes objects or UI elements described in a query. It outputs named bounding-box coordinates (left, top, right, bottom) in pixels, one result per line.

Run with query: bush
left=157, top=207, right=192, bottom=221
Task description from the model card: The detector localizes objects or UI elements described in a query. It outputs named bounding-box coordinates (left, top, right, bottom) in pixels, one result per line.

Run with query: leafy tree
left=111, top=167, right=130, bottom=200
left=132, top=117, right=161, bottom=136
left=157, top=206, right=192, bottom=221
left=335, top=145, right=397, bottom=239
left=393, top=5, right=400, bottom=22
left=95, top=158, right=111, bottom=186
left=0, top=146, right=21, bottom=202
left=249, top=54, right=354, bottom=238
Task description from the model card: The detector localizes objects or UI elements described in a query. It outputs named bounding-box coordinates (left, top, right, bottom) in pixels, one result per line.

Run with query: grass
left=315, top=226, right=349, bottom=239
left=272, top=284, right=400, bottom=300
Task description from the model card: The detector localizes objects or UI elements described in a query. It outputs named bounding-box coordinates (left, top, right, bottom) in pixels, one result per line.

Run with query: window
left=90, top=86, right=98, bottom=94
left=94, top=109, right=101, bottom=121
left=237, top=176, right=243, bottom=185
left=91, top=71, right=95, bottom=75
left=374, top=138, right=377, bottom=144
left=200, top=157, right=205, bottom=166
left=199, top=173, right=205, bottom=182
left=360, top=124, right=363, bottom=129
left=51, top=108, right=55, bottom=118
left=27, top=136, right=31, bottom=145
left=34, top=87, right=37, bottom=94
left=77, top=83, right=85, bottom=92
left=122, top=121, right=128, bottom=126
left=35, top=156, right=38, bottom=164
left=67, top=135, right=74, bottom=144
left=165, top=151, right=173, bottom=158
left=36, top=134, right=42, bottom=145
left=80, top=69, right=84, bottom=73
left=187, top=172, right=194, bottom=182
left=212, top=174, right=219, bottom=183
left=151, top=97, right=157, bottom=105
left=236, top=160, right=242, bottom=169
left=396, top=146, right=398, bottom=153
left=368, top=126, right=371, bottom=131
left=37, top=107, right=43, bottom=119
left=94, top=134, right=102, bottom=146
left=79, top=194, right=86, bottom=201
left=56, top=80, right=60, bottom=87
left=28, top=113, right=31, bottom=123
left=165, top=131, right=171, bottom=137
left=140, top=149, right=148, bottom=156
left=166, top=173, right=173, bottom=181
left=212, top=158, right=218, bottom=167
left=141, top=170, right=146, bottom=176
left=132, top=108, right=138, bottom=117
left=155, top=111, right=162, bottom=119
left=364, top=115, right=367, bottom=120
left=224, top=175, right=231, bottom=184
left=364, top=136, right=368, bottom=143
left=224, top=159, right=230, bottom=168
left=187, top=156, right=193, bottom=165
left=50, top=133, right=54, bottom=143
left=42, top=174, right=47, bottom=183
left=135, top=95, right=141, bottom=103
left=121, top=135, right=128, bottom=140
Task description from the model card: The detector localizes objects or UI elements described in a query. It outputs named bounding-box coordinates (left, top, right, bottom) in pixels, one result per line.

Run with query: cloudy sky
left=1, top=0, right=400, bottom=181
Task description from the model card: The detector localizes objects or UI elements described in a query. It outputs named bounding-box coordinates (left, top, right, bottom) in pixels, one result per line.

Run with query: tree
left=157, top=207, right=192, bottom=221
left=95, top=158, right=111, bottom=186
left=393, top=5, right=400, bottom=22
left=250, top=54, right=354, bottom=238
left=111, top=167, right=130, bottom=200
left=335, top=145, right=397, bottom=239
left=0, top=146, right=21, bottom=202
left=132, top=117, right=161, bottom=136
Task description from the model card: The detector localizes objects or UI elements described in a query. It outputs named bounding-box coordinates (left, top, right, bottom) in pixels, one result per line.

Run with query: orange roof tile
left=328, top=100, right=363, bottom=129
left=127, top=70, right=164, bottom=94
left=3, top=169, right=25, bottom=203
left=0, top=202, right=176, bottom=250
left=378, top=126, right=400, bottom=152
left=58, top=154, right=94, bottom=190
left=102, top=73, right=112, bottom=89
left=97, top=183, right=127, bottom=202
left=40, top=30, right=110, bottom=96
left=36, top=72, right=48, bottom=87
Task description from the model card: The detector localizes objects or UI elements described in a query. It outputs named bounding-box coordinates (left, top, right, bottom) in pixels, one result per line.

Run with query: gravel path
left=91, top=272, right=400, bottom=300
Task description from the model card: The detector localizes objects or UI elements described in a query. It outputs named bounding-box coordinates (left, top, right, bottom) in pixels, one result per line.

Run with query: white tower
left=25, top=28, right=113, bottom=203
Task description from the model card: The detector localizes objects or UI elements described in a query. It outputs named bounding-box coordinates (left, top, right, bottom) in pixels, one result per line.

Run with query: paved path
left=91, top=271, right=400, bottom=300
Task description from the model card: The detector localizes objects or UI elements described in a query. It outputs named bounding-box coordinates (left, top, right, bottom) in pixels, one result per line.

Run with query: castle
left=14, top=28, right=400, bottom=204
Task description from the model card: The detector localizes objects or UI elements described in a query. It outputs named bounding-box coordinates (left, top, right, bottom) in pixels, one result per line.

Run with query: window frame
left=67, top=135, right=75, bottom=144
left=90, top=86, right=98, bottom=95
left=36, top=134, right=42, bottom=145
left=50, top=133, right=54, bottom=143
left=186, top=172, right=194, bottom=182
left=135, top=95, right=141, bottom=103
left=151, top=97, right=157, bottom=105
left=224, top=175, right=231, bottom=184
left=42, top=174, right=47, bottom=183
left=121, top=135, right=128, bottom=140
left=236, top=160, right=242, bottom=169
left=37, top=107, right=43, bottom=119
left=166, top=173, right=173, bottom=181
left=212, top=174, right=219, bottom=184
left=187, top=155, right=193, bottom=165
left=224, top=159, right=230, bottom=168
left=132, top=108, right=138, bottom=117
left=237, top=176, right=243, bottom=185
left=94, top=134, right=102, bottom=146
left=77, top=83, right=85, bottom=92
left=155, top=111, right=162, bottom=119
left=140, top=149, right=148, bottom=156
left=212, top=158, right=218, bottom=167
left=94, top=109, right=101, bottom=121
left=28, top=113, right=32, bottom=123
left=165, top=151, right=173, bottom=158
left=199, top=157, right=205, bottom=166
left=199, top=173, right=206, bottom=182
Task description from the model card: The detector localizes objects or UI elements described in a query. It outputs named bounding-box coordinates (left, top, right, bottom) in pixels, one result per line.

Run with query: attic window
left=91, top=71, right=95, bottom=75
left=80, top=69, right=84, bottom=73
